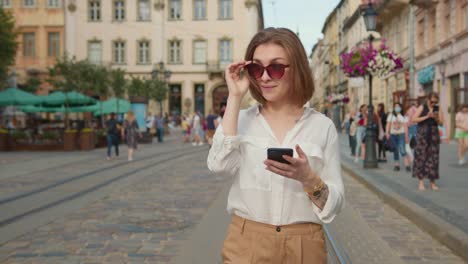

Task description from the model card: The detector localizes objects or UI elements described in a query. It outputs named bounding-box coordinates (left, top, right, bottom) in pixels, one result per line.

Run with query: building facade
left=64, top=0, right=263, bottom=116
left=414, top=0, right=468, bottom=138
left=376, top=0, right=411, bottom=111
left=1, top=0, right=65, bottom=94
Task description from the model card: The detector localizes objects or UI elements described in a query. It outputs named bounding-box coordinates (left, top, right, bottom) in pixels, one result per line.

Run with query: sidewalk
left=339, top=134, right=468, bottom=261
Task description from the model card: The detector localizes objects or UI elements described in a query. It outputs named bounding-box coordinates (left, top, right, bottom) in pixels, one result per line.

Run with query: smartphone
left=433, top=105, right=439, bottom=113
left=267, top=148, right=294, bottom=164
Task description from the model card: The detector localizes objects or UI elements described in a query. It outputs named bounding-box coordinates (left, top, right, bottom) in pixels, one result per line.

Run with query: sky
left=262, top=0, right=341, bottom=55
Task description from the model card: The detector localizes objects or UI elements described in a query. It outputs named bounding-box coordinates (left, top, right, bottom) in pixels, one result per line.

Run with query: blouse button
left=276, top=226, right=281, bottom=232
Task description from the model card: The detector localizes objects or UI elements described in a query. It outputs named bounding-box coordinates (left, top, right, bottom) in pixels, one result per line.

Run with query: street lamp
left=151, top=61, right=172, bottom=114
left=362, top=1, right=378, bottom=169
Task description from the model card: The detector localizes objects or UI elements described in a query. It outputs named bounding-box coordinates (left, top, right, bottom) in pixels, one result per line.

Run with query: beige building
left=310, top=40, right=325, bottom=111
left=64, top=0, right=263, bottom=116
left=1, top=0, right=65, bottom=94
left=414, top=0, right=468, bottom=138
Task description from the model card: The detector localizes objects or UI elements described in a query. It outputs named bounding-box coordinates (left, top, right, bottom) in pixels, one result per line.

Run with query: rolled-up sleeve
left=312, top=128, right=345, bottom=223
left=207, top=125, right=241, bottom=176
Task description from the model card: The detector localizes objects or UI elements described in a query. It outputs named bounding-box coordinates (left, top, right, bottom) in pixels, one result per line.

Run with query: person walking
left=377, top=103, right=388, bottom=162
left=386, top=103, right=411, bottom=172
left=206, top=109, right=218, bottom=145
left=412, top=92, right=444, bottom=190
left=192, top=111, right=203, bottom=146
left=355, top=104, right=367, bottom=163
left=455, top=105, right=468, bottom=165
left=207, top=27, right=344, bottom=263
left=146, top=112, right=154, bottom=134
left=105, top=112, right=120, bottom=160
left=122, top=111, right=142, bottom=161
left=154, top=113, right=165, bottom=143
left=343, top=109, right=357, bottom=157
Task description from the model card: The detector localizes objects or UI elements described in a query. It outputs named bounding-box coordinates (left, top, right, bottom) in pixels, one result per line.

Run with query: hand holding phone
left=267, top=148, right=294, bottom=164
left=433, top=105, right=439, bottom=113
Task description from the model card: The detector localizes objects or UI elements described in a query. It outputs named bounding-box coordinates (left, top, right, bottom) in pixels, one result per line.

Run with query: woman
left=121, top=111, right=142, bottom=161
left=355, top=104, right=367, bottom=163
left=377, top=103, right=388, bottom=162
left=386, top=103, right=411, bottom=172
left=455, top=105, right=468, bottom=165
left=412, top=93, right=444, bottom=190
left=207, top=28, right=344, bottom=263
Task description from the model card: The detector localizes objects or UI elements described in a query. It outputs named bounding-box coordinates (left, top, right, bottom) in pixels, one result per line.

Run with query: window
left=23, top=0, right=35, bottom=7
left=113, top=41, right=126, bottom=64
left=219, top=39, right=231, bottom=65
left=23, top=33, right=35, bottom=57
left=445, top=0, right=451, bottom=38
left=137, top=40, right=150, bottom=64
left=393, top=21, right=399, bottom=52
left=114, top=0, right=125, bottom=21
left=169, top=40, right=182, bottom=63
left=219, top=0, right=232, bottom=19
left=194, top=0, right=206, bottom=20
left=169, top=0, right=181, bottom=20
left=429, top=8, right=436, bottom=48
left=89, top=0, right=101, bottom=21
left=417, top=17, right=425, bottom=52
left=47, top=0, right=61, bottom=8
left=88, top=41, right=102, bottom=64
left=48, top=32, right=60, bottom=57
left=193, top=40, right=207, bottom=64
left=138, top=0, right=150, bottom=21
left=1, top=0, right=12, bottom=8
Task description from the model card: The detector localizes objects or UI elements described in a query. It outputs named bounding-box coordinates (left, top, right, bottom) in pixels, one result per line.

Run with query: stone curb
left=341, top=162, right=468, bottom=262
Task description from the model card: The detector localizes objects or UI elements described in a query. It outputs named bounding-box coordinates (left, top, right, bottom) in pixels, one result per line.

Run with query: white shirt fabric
left=207, top=105, right=345, bottom=225
left=387, top=114, right=406, bottom=135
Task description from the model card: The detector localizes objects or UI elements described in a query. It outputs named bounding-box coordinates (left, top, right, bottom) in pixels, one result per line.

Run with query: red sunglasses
left=245, top=63, right=290, bottom=80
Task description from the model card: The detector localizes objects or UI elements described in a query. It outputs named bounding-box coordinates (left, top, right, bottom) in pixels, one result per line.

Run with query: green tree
left=23, top=77, right=42, bottom=94
left=148, top=79, right=168, bottom=115
left=86, top=64, right=109, bottom=126
left=127, top=77, right=146, bottom=98
left=109, top=68, right=127, bottom=114
left=0, top=7, right=18, bottom=88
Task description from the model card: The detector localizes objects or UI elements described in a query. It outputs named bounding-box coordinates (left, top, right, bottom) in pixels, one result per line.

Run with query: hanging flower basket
left=340, top=39, right=403, bottom=78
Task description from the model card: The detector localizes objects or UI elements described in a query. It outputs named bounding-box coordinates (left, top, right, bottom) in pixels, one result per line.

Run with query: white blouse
left=207, top=105, right=345, bottom=225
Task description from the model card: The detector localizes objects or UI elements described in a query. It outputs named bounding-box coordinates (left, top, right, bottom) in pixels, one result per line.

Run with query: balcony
left=206, top=60, right=229, bottom=80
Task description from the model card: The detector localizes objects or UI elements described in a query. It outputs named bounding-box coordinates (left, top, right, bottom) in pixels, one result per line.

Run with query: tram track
left=0, top=146, right=207, bottom=236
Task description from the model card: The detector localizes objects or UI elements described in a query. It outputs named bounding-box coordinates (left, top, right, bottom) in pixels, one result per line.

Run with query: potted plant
left=41, top=131, right=60, bottom=145
left=63, top=129, right=78, bottom=151
left=0, top=128, right=8, bottom=151
left=79, top=128, right=95, bottom=151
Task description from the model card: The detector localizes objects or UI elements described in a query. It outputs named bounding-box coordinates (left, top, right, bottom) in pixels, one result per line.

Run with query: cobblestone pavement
left=0, top=148, right=231, bottom=263
left=331, top=171, right=465, bottom=264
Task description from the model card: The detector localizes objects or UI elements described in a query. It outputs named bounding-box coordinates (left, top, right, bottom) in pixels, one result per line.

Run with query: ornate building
left=64, top=0, right=263, bottom=116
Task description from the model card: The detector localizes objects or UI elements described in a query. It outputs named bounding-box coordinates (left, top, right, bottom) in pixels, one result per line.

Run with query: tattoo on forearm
left=307, top=184, right=329, bottom=210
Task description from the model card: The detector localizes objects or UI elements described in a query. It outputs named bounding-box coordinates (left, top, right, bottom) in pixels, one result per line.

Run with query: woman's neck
left=262, top=102, right=302, bottom=116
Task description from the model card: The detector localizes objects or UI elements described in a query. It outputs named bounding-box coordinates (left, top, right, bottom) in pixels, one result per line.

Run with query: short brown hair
left=427, top=92, right=439, bottom=101
left=244, top=28, right=314, bottom=106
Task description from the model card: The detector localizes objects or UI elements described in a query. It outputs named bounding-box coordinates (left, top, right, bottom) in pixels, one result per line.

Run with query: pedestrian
left=207, top=27, right=344, bottom=263
left=377, top=103, right=388, bottom=162
left=154, top=113, right=165, bottom=143
left=146, top=112, right=154, bottom=134
left=181, top=115, right=190, bottom=143
left=412, top=92, right=444, bottom=191
left=343, top=109, right=357, bottom=157
left=355, top=104, right=367, bottom=162
left=122, top=111, right=142, bottom=161
left=386, top=103, right=411, bottom=172
left=455, top=104, right=468, bottom=165
left=105, top=112, right=120, bottom=160
left=206, top=109, right=218, bottom=145
left=192, top=111, right=203, bottom=146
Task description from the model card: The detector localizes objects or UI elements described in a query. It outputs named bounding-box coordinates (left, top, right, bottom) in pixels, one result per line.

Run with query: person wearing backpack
left=105, top=112, right=120, bottom=160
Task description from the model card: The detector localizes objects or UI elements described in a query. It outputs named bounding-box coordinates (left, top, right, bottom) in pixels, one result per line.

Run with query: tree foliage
left=0, top=7, right=18, bottom=88
left=22, top=77, right=42, bottom=94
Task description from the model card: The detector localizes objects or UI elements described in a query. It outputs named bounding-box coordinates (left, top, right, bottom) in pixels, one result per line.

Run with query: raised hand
left=224, top=61, right=251, bottom=98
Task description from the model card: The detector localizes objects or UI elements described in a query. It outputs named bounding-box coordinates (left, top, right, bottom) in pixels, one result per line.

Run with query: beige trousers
left=222, top=215, right=327, bottom=264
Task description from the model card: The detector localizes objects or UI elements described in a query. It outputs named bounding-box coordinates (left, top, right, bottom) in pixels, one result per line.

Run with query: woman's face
left=251, top=43, right=291, bottom=105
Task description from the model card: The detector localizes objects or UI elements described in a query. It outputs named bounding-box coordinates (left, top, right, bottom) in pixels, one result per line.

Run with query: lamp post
left=151, top=61, right=172, bottom=115
left=362, top=2, right=378, bottom=169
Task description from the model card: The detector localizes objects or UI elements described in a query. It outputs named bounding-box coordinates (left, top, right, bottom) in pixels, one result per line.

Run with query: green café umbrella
left=42, top=91, right=96, bottom=106
left=92, top=98, right=131, bottom=116
left=0, top=87, right=43, bottom=106
left=20, top=105, right=87, bottom=113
